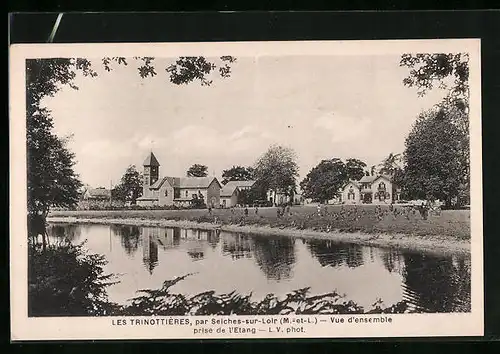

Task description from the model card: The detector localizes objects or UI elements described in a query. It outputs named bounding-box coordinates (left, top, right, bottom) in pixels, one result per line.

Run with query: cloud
left=314, top=111, right=372, bottom=143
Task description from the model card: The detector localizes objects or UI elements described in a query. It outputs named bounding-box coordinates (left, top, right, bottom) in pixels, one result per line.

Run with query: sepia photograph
left=10, top=39, right=483, bottom=340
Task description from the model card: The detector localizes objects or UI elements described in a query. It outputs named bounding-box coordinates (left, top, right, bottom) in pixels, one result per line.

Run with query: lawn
left=49, top=204, right=471, bottom=240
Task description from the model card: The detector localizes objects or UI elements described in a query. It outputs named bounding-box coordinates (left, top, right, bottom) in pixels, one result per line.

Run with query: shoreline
left=47, top=216, right=470, bottom=256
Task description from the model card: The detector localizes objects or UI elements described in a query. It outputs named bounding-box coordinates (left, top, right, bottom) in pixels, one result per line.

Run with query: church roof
left=149, top=176, right=222, bottom=190
left=150, top=176, right=180, bottom=190
left=143, top=152, right=160, bottom=167
left=179, top=177, right=221, bottom=189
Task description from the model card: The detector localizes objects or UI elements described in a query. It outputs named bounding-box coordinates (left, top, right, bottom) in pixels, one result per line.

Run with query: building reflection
left=221, top=233, right=254, bottom=260
left=137, top=227, right=221, bottom=272
left=402, top=252, right=471, bottom=312
left=306, top=239, right=364, bottom=269
left=251, top=236, right=296, bottom=281
left=141, top=227, right=159, bottom=274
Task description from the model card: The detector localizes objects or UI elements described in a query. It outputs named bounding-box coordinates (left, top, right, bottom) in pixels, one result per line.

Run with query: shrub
left=28, top=241, right=119, bottom=317
left=119, top=274, right=411, bottom=316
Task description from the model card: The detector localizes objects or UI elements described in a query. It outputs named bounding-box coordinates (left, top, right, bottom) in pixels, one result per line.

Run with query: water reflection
left=252, top=236, right=296, bottom=281
left=380, top=248, right=406, bottom=275
left=111, top=225, right=141, bottom=256
left=47, top=223, right=471, bottom=312
left=403, top=253, right=471, bottom=312
left=141, top=227, right=159, bottom=274
left=221, top=233, right=254, bottom=260
left=306, top=239, right=364, bottom=269
left=47, top=223, right=81, bottom=242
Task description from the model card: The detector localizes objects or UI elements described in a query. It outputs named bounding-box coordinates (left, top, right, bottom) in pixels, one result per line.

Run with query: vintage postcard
left=10, top=39, right=483, bottom=341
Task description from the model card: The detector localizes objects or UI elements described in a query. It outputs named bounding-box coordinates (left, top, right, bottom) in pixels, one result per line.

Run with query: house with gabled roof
left=224, top=180, right=256, bottom=191
left=220, top=184, right=240, bottom=208
left=136, top=152, right=222, bottom=208
left=340, top=174, right=401, bottom=205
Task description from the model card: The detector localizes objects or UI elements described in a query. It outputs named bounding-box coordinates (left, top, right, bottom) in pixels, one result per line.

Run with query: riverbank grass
left=49, top=205, right=470, bottom=240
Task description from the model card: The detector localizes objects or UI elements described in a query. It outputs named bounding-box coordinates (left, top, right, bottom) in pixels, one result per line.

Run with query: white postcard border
left=9, top=39, right=483, bottom=341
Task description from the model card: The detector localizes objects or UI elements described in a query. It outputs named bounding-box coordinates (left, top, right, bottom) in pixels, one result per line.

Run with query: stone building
left=136, top=152, right=222, bottom=208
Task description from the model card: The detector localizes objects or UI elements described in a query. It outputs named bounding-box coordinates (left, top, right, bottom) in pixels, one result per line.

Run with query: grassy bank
left=48, top=205, right=470, bottom=254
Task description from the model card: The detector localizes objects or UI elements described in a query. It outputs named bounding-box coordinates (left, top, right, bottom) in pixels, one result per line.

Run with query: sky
left=42, top=54, right=448, bottom=188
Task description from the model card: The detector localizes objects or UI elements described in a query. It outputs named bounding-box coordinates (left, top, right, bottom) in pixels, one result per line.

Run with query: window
left=348, top=187, right=355, bottom=200
left=164, top=190, right=168, bottom=197
left=185, top=191, right=188, bottom=198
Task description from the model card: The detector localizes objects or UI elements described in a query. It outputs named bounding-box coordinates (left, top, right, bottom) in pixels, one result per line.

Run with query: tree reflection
left=380, top=248, right=405, bottom=275
left=47, top=223, right=82, bottom=243
left=251, top=236, right=296, bottom=281
left=306, top=240, right=364, bottom=269
left=402, top=252, right=471, bottom=312
left=111, top=225, right=140, bottom=256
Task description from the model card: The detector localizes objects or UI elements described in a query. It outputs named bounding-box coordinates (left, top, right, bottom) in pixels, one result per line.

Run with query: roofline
left=221, top=186, right=239, bottom=197
left=150, top=177, right=174, bottom=190
left=341, top=181, right=360, bottom=190
left=372, top=175, right=392, bottom=184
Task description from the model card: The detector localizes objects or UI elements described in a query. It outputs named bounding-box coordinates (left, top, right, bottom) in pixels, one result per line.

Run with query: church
left=340, top=174, right=401, bottom=205
left=136, top=152, right=222, bottom=208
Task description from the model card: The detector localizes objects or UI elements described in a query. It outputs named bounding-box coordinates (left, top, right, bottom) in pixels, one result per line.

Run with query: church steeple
left=143, top=152, right=160, bottom=191
left=143, top=152, right=160, bottom=167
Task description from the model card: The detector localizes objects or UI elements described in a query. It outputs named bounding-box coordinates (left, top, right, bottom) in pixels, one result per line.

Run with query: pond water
left=47, top=223, right=471, bottom=313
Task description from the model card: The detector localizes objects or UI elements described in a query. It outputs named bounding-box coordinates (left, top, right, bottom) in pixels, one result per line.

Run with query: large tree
left=112, top=165, right=143, bottom=204
left=253, top=145, right=299, bottom=199
left=186, top=164, right=209, bottom=177
left=26, top=56, right=236, bottom=222
left=345, top=158, right=367, bottom=181
left=400, top=53, right=470, bottom=203
left=27, top=118, right=82, bottom=217
left=402, top=107, right=468, bottom=206
left=221, top=166, right=254, bottom=185
left=378, top=153, right=403, bottom=176
left=300, top=159, right=348, bottom=203
left=400, top=53, right=469, bottom=111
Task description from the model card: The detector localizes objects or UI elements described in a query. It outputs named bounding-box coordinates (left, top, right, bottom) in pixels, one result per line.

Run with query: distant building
left=267, top=190, right=293, bottom=206
left=340, top=174, right=401, bottom=205
left=82, top=187, right=111, bottom=200
left=78, top=186, right=122, bottom=210
left=136, top=152, right=222, bottom=208
left=293, top=193, right=305, bottom=205
left=224, top=180, right=256, bottom=191
left=220, top=184, right=240, bottom=208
